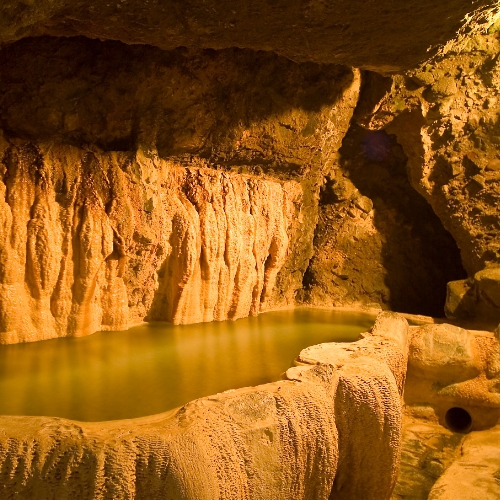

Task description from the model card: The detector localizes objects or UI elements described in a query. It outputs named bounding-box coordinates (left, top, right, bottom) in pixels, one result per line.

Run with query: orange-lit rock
left=0, top=143, right=304, bottom=343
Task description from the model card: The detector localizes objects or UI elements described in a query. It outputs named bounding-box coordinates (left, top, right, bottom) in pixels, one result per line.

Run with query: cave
left=1, top=1, right=500, bottom=499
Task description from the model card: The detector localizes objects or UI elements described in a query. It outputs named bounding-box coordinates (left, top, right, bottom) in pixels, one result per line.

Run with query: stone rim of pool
left=0, top=310, right=409, bottom=500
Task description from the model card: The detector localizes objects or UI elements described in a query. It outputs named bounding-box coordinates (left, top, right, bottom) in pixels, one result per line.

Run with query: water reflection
left=0, top=308, right=374, bottom=421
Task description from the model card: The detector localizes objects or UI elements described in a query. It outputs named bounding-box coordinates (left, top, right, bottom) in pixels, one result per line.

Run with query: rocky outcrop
left=393, top=322, right=500, bottom=499
left=0, top=312, right=410, bottom=500
left=1, top=1, right=497, bottom=71
left=446, top=266, right=500, bottom=323
left=302, top=124, right=466, bottom=317
left=0, top=373, right=340, bottom=500
left=405, top=323, right=500, bottom=430
left=342, top=17, right=500, bottom=322
left=293, top=312, right=409, bottom=500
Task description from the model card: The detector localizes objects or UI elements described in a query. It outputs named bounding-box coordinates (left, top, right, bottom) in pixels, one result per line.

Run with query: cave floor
left=393, top=412, right=500, bottom=500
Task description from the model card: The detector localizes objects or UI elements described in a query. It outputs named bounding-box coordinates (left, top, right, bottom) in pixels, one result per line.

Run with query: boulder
left=409, top=324, right=480, bottom=384
left=475, top=267, right=500, bottom=309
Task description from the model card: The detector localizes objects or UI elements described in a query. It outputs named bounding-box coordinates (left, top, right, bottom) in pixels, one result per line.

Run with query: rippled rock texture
left=2, top=7, right=500, bottom=337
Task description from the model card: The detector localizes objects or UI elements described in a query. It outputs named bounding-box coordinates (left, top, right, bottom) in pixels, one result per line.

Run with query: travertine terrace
left=1, top=1, right=500, bottom=499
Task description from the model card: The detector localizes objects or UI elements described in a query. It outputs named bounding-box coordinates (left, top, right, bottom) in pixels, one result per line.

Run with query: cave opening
left=317, top=123, right=467, bottom=318
left=445, top=407, right=473, bottom=434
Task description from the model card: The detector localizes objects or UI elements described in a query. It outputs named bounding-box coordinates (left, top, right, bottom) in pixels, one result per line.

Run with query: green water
left=0, top=308, right=374, bottom=422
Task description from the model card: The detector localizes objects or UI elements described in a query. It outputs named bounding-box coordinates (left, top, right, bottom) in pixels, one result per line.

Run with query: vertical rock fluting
left=149, top=168, right=296, bottom=325
left=0, top=37, right=362, bottom=342
left=0, top=140, right=302, bottom=343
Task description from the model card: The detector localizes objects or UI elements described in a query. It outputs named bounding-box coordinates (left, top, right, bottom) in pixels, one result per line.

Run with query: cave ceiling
left=1, top=0, right=499, bottom=71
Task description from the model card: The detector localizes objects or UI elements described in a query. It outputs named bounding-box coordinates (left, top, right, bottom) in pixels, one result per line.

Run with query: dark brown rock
left=0, top=0, right=497, bottom=71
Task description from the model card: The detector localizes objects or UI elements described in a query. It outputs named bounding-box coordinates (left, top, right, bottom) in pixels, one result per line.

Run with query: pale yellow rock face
left=0, top=142, right=302, bottom=344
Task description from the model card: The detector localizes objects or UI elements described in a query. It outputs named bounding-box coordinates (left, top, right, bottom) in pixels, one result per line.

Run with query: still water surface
left=0, top=308, right=374, bottom=421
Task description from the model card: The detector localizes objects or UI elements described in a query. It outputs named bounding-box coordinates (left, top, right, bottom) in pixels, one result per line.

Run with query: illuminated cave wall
left=1, top=5, right=500, bottom=342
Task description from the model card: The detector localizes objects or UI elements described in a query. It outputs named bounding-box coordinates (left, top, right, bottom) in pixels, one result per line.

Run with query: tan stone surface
left=0, top=145, right=299, bottom=343
left=0, top=1, right=496, bottom=70
left=298, top=311, right=409, bottom=392
left=405, top=323, right=500, bottom=430
left=392, top=419, right=464, bottom=500
left=0, top=372, right=339, bottom=500
left=292, top=311, right=410, bottom=500
left=409, top=324, right=480, bottom=383
left=428, top=427, right=500, bottom=500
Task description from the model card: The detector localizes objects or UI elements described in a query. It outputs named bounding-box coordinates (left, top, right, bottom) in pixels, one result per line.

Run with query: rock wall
left=393, top=322, right=500, bottom=499
left=339, top=17, right=500, bottom=322
left=303, top=124, right=466, bottom=317
left=405, top=323, right=500, bottom=430
left=0, top=36, right=360, bottom=343
left=0, top=141, right=302, bottom=343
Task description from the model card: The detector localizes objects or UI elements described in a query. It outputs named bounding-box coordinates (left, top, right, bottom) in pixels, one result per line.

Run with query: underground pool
left=0, top=308, right=375, bottom=421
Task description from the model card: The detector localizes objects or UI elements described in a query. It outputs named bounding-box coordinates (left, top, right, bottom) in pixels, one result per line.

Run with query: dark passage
left=445, top=407, right=472, bottom=433
left=316, top=123, right=467, bottom=317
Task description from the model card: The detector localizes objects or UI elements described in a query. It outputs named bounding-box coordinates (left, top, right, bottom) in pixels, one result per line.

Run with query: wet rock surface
left=0, top=143, right=304, bottom=342
left=392, top=420, right=463, bottom=500
left=405, top=323, right=500, bottom=430
left=428, top=427, right=500, bottom=500
left=1, top=1, right=500, bottom=499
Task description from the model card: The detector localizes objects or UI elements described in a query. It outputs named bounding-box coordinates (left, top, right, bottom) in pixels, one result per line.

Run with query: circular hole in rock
left=444, top=407, right=472, bottom=433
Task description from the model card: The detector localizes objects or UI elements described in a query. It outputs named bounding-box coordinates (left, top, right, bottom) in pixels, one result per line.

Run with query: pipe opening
left=444, top=407, right=472, bottom=433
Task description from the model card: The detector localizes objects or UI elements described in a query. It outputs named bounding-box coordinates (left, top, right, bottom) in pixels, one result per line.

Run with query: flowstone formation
left=0, top=144, right=300, bottom=342
left=0, top=37, right=360, bottom=343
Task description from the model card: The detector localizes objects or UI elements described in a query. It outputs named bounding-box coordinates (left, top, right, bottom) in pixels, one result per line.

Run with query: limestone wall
left=0, top=37, right=362, bottom=343
left=0, top=141, right=303, bottom=343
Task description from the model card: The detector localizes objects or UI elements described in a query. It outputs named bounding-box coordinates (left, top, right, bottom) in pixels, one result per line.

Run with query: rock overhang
left=1, top=0, right=499, bottom=71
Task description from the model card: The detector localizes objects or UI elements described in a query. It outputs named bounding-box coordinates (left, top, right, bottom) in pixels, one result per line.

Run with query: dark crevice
left=336, top=124, right=467, bottom=317
left=307, top=100, right=469, bottom=314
